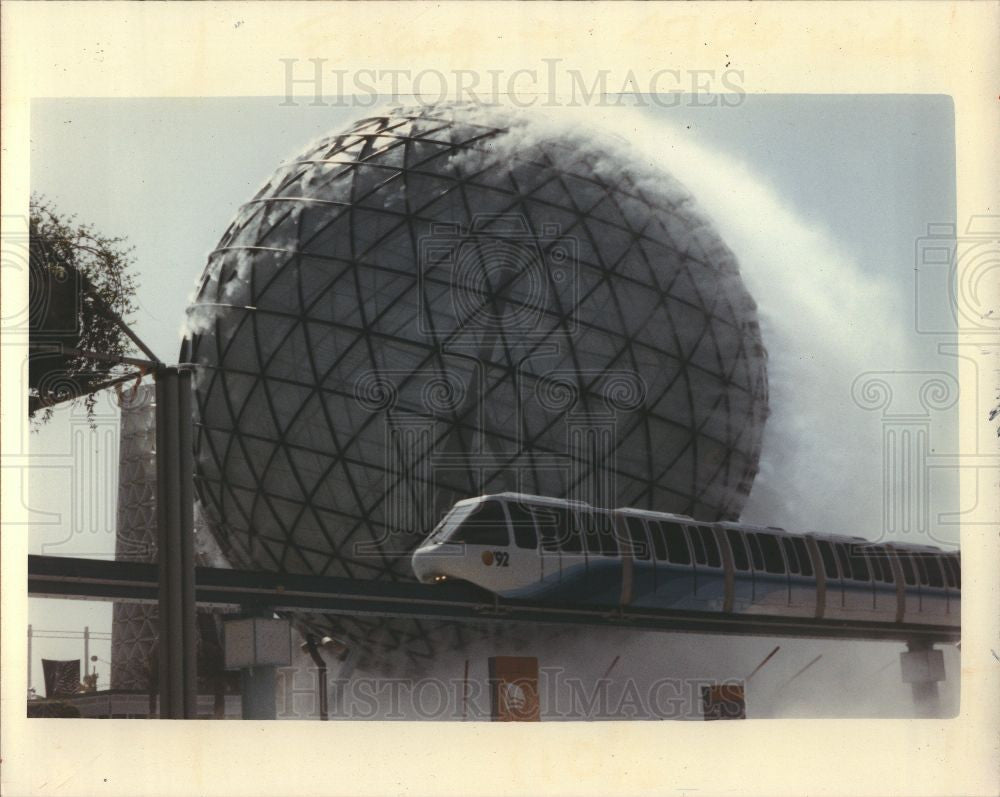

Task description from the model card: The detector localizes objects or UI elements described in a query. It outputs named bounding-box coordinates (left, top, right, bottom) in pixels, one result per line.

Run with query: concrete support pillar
left=900, top=640, right=945, bottom=718
left=223, top=609, right=291, bottom=721
left=240, top=666, right=278, bottom=720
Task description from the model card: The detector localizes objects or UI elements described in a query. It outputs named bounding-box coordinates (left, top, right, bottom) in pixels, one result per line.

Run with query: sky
left=25, top=94, right=959, bottom=707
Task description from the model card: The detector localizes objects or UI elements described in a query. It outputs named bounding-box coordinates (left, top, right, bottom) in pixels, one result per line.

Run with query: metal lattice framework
left=182, top=103, right=768, bottom=669
left=110, top=385, right=159, bottom=690
left=110, top=385, right=236, bottom=691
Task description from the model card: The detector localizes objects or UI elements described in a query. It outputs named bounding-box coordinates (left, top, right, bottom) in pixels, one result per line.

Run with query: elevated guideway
left=28, top=554, right=959, bottom=644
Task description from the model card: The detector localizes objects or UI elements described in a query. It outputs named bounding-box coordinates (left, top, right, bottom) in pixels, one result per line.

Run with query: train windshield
left=429, top=503, right=477, bottom=541
left=431, top=500, right=510, bottom=546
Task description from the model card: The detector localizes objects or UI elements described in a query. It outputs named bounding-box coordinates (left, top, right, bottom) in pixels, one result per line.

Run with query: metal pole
left=155, top=372, right=171, bottom=716
left=777, top=654, right=822, bottom=691
left=600, top=655, right=621, bottom=681
left=745, top=645, right=781, bottom=683
left=302, top=635, right=328, bottom=721
left=164, top=367, right=183, bottom=719
left=156, top=367, right=191, bottom=718
left=79, top=278, right=162, bottom=365
left=30, top=343, right=160, bottom=371
left=84, top=626, right=90, bottom=679
left=178, top=368, right=197, bottom=718
left=462, top=659, right=469, bottom=721
left=27, top=625, right=32, bottom=693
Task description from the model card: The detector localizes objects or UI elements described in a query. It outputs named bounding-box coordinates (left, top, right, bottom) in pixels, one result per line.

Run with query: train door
left=503, top=498, right=543, bottom=595
left=448, top=499, right=513, bottom=594
left=943, top=554, right=961, bottom=618
left=621, top=515, right=655, bottom=606
left=913, top=554, right=948, bottom=618
left=554, top=507, right=587, bottom=599
left=862, top=545, right=897, bottom=620
left=578, top=509, right=620, bottom=603
left=814, top=539, right=844, bottom=617
left=893, top=549, right=921, bottom=619
left=649, top=520, right=694, bottom=609
left=531, top=504, right=562, bottom=592
left=834, top=542, right=875, bottom=612
left=686, top=524, right=725, bottom=611
left=722, top=527, right=754, bottom=612
left=780, top=536, right=815, bottom=613
left=931, top=554, right=956, bottom=617
left=745, top=531, right=790, bottom=610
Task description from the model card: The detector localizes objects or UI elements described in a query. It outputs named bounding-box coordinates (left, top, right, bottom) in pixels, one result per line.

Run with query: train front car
left=411, top=493, right=961, bottom=631
left=411, top=495, right=551, bottom=598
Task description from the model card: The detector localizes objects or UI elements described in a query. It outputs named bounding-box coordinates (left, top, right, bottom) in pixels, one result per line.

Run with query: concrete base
left=241, top=666, right=277, bottom=720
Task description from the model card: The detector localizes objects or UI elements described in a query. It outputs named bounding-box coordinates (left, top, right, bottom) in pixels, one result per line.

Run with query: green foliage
left=28, top=195, right=139, bottom=424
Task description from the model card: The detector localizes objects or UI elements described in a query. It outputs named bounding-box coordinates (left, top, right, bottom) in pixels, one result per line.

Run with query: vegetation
left=28, top=196, right=139, bottom=424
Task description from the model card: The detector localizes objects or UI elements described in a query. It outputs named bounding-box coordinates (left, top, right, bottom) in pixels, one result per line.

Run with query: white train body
left=411, top=493, right=960, bottom=627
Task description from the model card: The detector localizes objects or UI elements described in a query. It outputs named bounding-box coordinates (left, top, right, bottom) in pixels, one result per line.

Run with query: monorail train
left=411, top=493, right=961, bottom=626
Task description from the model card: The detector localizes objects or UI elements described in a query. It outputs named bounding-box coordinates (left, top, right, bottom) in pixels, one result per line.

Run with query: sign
left=488, top=656, right=540, bottom=722
left=223, top=617, right=292, bottom=669
left=701, top=683, right=747, bottom=720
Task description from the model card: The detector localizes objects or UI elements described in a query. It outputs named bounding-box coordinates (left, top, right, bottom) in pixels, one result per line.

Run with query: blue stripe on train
left=504, top=560, right=908, bottom=611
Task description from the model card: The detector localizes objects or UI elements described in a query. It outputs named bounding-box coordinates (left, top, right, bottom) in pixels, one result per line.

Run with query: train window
left=575, top=511, right=615, bottom=557
left=924, top=557, right=944, bottom=588
left=817, top=541, right=838, bottom=579
left=555, top=508, right=582, bottom=553
left=623, top=517, right=650, bottom=560
left=698, top=527, right=721, bottom=568
left=687, top=526, right=707, bottom=566
left=865, top=547, right=894, bottom=584
left=538, top=520, right=558, bottom=552
left=941, top=555, right=957, bottom=588
left=432, top=503, right=476, bottom=541
left=852, top=551, right=871, bottom=581
left=747, top=533, right=765, bottom=572
left=877, top=552, right=893, bottom=583
left=948, top=556, right=961, bottom=589
left=450, top=501, right=509, bottom=546
left=781, top=538, right=800, bottom=574
left=896, top=552, right=916, bottom=585
left=725, top=529, right=750, bottom=571
left=649, top=522, right=668, bottom=561
left=506, top=502, right=538, bottom=550
left=534, top=508, right=564, bottom=552
left=589, top=513, right=619, bottom=557
left=578, top=510, right=602, bottom=555
left=660, top=522, right=692, bottom=565
left=757, top=534, right=786, bottom=574
left=834, top=544, right=852, bottom=581
left=879, top=551, right=895, bottom=583
left=840, top=545, right=870, bottom=582
left=792, top=538, right=814, bottom=577
left=913, top=555, right=930, bottom=586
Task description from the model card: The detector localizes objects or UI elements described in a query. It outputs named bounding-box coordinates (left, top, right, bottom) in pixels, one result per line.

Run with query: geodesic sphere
left=182, top=103, right=768, bottom=663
